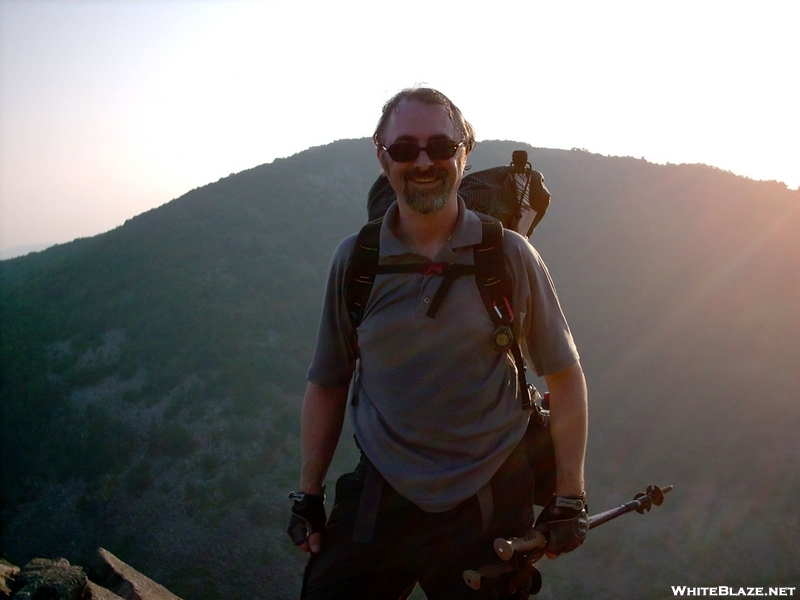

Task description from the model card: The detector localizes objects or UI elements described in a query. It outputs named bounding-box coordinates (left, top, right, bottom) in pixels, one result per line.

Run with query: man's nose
left=413, top=148, right=435, bottom=168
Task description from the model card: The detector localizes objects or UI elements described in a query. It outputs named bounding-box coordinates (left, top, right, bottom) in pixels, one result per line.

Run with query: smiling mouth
left=409, top=176, right=439, bottom=186
left=405, top=168, right=446, bottom=186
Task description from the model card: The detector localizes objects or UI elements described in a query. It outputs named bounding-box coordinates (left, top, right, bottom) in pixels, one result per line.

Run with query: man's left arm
left=537, top=360, right=588, bottom=558
left=544, top=360, right=588, bottom=497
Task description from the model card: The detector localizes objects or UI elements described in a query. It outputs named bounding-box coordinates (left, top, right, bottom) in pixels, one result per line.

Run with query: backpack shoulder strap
left=473, top=216, right=532, bottom=410
left=473, top=215, right=513, bottom=328
left=345, top=218, right=382, bottom=328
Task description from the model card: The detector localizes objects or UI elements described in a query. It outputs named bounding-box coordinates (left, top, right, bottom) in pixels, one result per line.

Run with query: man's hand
left=534, top=494, right=588, bottom=558
left=287, top=490, right=326, bottom=554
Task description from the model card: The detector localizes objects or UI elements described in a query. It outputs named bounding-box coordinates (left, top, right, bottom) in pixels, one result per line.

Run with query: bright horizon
left=1, top=0, right=798, bottom=257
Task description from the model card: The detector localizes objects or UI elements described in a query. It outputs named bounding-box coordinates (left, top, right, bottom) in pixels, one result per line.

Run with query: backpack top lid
left=366, top=150, right=551, bottom=236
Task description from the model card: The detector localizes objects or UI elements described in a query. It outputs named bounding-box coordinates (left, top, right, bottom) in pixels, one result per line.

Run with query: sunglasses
left=381, top=139, right=464, bottom=163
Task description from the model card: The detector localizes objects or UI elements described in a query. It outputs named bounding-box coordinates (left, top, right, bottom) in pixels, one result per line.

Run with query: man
left=289, top=88, right=588, bottom=599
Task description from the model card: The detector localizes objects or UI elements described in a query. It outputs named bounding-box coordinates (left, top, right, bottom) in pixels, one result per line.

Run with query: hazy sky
left=1, top=0, right=798, bottom=255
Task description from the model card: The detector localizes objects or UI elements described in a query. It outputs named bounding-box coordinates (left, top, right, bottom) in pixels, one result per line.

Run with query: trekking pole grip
left=463, top=562, right=515, bottom=590
left=493, top=528, right=547, bottom=560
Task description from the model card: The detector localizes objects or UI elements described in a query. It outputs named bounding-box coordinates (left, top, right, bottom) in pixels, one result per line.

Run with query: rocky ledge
left=1, top=548, right=182, bottom=600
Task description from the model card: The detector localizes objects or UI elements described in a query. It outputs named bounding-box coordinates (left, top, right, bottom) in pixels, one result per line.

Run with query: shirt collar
left=379, top=197, right=483, bottom=261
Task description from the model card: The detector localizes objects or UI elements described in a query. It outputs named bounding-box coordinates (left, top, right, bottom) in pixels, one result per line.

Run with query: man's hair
left=373, top=87, right=476, bottom=153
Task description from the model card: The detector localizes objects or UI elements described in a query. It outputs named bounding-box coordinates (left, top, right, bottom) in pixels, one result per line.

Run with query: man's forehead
left=383, top=99, right=456, bottom=142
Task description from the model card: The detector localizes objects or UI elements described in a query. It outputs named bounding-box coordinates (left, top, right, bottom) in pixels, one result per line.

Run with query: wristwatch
left=288, top=489, right=325, bottom=507
left=554, top=493, right=587, bottom=511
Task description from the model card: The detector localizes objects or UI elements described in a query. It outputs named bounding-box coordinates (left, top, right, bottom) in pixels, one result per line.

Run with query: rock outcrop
left=0, top=561, right=20, bottom=599
left=0, top=549, right=182, bottom=600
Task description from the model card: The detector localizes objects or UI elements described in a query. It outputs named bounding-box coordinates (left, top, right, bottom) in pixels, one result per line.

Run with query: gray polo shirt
left=308, top=198, right=579, bottom=512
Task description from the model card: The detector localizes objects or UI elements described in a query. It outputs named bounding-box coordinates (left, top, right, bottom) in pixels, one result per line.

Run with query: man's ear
left=377, top=147, right=389, bottom=176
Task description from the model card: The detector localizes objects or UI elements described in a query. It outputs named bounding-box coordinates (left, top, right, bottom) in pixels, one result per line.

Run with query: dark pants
left=301, top=437, right=535, bottom=600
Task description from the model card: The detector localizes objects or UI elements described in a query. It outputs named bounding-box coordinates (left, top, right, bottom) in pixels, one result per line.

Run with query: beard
left=402, top=167, right=452, bottom=215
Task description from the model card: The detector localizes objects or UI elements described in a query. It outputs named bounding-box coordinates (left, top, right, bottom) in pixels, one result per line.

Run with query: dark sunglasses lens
left=426, top=140, right=458, bottom=160
left=385, top=140, right=459, bottom=162
left=387, top=143, right=420, bottom=162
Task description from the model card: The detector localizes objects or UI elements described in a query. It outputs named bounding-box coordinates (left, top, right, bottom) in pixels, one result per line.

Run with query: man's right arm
left=297, top=381, right=350, bottom=553
left=300, top=381, right=350, bottom=494
left=295, top=235, right=358, bottom=551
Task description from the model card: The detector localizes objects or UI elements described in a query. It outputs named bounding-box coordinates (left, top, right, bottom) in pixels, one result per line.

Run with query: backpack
left=349, top=151, right=556, bottom=506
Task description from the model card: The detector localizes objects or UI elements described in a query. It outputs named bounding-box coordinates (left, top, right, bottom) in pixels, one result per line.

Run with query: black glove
left=534, top=494, right=588, bottom=556
left=287, top=489, right=326, bottom=546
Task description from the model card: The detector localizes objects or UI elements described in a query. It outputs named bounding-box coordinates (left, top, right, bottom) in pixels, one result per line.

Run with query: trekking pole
left=464, top=484, right=673, bottom=590
left=586, top=483, right=673, bottom=529
left=494, top=484, right=673, bottom=559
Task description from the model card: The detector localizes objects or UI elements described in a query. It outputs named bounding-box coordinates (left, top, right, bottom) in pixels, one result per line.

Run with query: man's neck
left=394, top=197, right=459, bottom=261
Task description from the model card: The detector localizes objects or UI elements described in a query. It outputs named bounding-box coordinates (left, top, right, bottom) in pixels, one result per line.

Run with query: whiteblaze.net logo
left=672, top=587, right=796, bottom=597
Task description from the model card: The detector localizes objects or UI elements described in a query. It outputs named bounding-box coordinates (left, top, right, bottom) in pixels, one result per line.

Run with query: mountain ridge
left=1, top=138, right=798, bottom=599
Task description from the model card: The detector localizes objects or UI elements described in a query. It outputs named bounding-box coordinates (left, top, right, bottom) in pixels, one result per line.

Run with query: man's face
left=377, top=99, right=467, bottom=215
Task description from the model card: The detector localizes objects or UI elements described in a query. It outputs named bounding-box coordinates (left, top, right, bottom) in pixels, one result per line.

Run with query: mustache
left=403, top=166, right=449, bottom=181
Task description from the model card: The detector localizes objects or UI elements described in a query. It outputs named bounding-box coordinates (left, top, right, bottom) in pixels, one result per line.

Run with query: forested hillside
left=1, top=139, right=798, bottom=599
